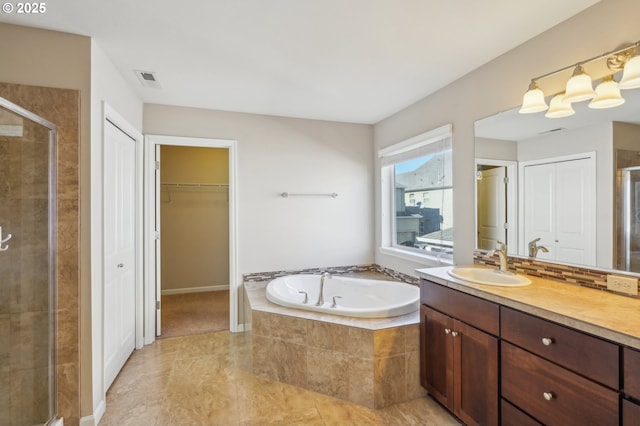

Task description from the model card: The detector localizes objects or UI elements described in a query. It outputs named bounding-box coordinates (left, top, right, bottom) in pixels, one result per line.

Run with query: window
left=379, top=124, right=453, bottom=262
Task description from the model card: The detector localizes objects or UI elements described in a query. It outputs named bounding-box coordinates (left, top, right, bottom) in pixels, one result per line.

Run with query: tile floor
left=99, top=331, right=460, bottom=425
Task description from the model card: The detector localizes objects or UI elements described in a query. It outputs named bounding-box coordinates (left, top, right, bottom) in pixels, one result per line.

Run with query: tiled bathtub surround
left=243, top=263, right=419, bottom=286
left=475, top=250, right=640, bottom=297
left=246, top=277, right=423, bottom=409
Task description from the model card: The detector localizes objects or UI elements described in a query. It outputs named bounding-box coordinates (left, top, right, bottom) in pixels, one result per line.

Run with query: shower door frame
left=622, top=166, right=640, bottom=272
left=0, top=96, right=59, bottom=424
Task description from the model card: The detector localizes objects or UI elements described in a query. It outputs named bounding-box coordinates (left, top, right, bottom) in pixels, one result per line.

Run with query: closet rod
left=161, top=182, right=228, bottom=188
left=281, top=192, right=338, bottom=198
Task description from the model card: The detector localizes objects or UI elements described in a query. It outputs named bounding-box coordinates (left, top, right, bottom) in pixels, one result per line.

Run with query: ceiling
left=1, top=0, right=600, bottom=124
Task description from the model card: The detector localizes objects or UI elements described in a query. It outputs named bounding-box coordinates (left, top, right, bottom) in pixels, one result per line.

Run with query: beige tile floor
left=99, top=330, right=460, bottom=425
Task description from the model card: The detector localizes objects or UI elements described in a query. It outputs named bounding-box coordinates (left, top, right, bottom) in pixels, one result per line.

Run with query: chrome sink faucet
left=528, top=238, right=549, bottom=258
left=487, top=240, right=509, bottom=273
left=315, top=272, right=332, bottom=306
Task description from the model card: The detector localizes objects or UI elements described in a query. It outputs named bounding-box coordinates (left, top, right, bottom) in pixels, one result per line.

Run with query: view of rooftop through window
left=394, top=147, right=453, bottom=255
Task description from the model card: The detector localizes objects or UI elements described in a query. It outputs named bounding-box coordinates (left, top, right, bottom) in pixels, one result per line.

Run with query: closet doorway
left=159, top=146, right=229, bottom=338
left=143, top=135, right=238, bottom=344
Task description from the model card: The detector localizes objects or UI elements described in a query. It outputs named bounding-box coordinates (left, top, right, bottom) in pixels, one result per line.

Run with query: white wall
left=89, top=40, right=143, bottom=424
left=475, top=137, right=517, bottom=161
left=374, top=0, right=640, bottom=276
left=143, top=104, right=374, bottom=276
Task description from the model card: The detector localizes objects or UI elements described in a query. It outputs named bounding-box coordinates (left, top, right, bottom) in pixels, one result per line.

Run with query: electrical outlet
left=606, top=274, right=638, bottom=296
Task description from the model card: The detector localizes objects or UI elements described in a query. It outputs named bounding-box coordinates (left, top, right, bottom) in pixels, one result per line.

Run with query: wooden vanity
left=418, top=267, right=640, bottom=426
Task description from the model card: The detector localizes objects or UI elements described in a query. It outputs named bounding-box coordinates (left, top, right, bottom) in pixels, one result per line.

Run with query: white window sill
left=379, top=246, right=453, bottom=267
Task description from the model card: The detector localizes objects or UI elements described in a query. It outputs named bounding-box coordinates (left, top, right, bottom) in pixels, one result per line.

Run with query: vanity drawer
left=624, top=346, right=640, bottom=399
left=500, top=399, right=542, bottom=426
left=502, top=342, right=619, bottom=426
left=623, top=398, right=640, bottom=426
left=420, top=279, right=499, bottom=335
left=501, top=307, right=619, bottom=389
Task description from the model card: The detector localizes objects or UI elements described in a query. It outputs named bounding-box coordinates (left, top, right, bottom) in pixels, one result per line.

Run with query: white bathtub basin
left=447, top=267, right=531, bottom=287
left=266, top=274, right=419, bottom=318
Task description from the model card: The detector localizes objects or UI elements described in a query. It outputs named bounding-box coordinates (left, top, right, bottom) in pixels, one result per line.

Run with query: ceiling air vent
left=537, top=127, right=565, bottom=135
left=134, top=70, right=161, bottom=88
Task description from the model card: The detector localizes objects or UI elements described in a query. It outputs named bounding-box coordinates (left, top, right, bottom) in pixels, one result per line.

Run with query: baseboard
left=161, top=285, right=229, bottom=296
left=51, top=418, right=64, bottom=426
left=79, top=399, right=105, bottom=426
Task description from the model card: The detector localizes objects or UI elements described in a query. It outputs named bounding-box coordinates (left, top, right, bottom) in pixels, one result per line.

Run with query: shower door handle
left=0, top=226, right=12, bottom=251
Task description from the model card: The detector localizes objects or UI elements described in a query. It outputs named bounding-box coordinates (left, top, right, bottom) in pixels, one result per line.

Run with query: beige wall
left=160, top=146, right=230, bottom=293
left=0, top=23, right=90, bottom=426
left=144, top=104, right=375, bottom=276
left=374, top=0, right=640, bottom=275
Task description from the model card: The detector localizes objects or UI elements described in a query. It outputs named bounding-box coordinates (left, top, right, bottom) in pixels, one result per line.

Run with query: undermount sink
left=447, top=267, right=531, bottom=287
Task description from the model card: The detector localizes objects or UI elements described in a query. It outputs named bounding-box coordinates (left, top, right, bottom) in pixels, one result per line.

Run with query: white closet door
left=477, top=167, right=507, bottom=250
left=103, top=120, right=137, bottom=391
left=555, top=158, right=595, bottom=265
left=523, top=162, right=555, bottom=261
left=523, top=157, right=595, bottom=265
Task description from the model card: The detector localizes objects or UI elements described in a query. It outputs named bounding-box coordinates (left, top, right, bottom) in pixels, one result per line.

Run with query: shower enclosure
left=0, top=96, right=58, bottom=425
left=622, top=166, right=640, bottom=273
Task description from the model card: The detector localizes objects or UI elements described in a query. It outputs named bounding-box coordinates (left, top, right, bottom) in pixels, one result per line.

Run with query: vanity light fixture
left=619, top=51, right=640, bottom=89
left=545, top=93, right=575, bottom=118
left=563, top=64, right=595, bottom=103
left=589, top=75, right=625, bottom=109
left=519, top=40, right=640, bottom=117
left=519, top=81, right=548, bottom=113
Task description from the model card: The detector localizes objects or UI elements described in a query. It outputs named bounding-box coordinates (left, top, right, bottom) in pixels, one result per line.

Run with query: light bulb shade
left=545, top=93, right=575, bottom=118
left=619, top=55, right=640, bottom=90
left=563, top=65, right=595, bottom=103
left=519, top=82, right=548, bottom=114
left=589, top=75, right=625, bottom=109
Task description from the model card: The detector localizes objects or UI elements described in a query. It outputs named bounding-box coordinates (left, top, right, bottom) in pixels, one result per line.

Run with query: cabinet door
left=422, top=305, right=454, bottom=408
left=455, top=319, right=499, bottom=426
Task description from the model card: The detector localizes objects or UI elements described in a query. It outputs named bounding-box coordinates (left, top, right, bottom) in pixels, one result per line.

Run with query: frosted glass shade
left=563, top=65, right=595, bottom=103
left=519, top=82, right=548, bottom=114
left=546, top=94, right=575, bottom=118
left=589, top=76, right=625, bottom=109
left=619, top=55, right=640, bottom=90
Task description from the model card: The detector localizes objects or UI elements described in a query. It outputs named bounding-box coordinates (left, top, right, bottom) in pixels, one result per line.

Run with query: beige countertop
left=416, top=265, right=640, bottom=350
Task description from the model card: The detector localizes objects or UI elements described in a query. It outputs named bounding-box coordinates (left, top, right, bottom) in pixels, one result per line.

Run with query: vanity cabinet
left=624, top=347, right=640, bottom=426
left=420, top=280, right=499, bottom=426
left=501, top=307, right=619, bottom=425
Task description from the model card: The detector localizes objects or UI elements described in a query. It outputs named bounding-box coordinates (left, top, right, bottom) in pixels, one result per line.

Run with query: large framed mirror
left=474, top=88, right=640, bottom=273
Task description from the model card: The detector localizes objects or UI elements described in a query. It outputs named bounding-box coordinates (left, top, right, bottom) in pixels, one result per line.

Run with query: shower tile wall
left=0, top=83, right=80, bottom=425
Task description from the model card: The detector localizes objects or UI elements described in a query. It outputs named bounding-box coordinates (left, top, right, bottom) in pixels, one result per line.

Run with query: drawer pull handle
left=451, top=331, right=459, bottom=337
left=444, top=328, right=451, bottom=334
left=541, top=337, right=554, bottom=346
left=543, top=392, right=554, bottom=401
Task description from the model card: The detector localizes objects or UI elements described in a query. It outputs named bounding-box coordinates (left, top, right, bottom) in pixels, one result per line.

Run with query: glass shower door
left=622, top=167, right=640, bottom=273
left=0, top=97, right=58, bottom=425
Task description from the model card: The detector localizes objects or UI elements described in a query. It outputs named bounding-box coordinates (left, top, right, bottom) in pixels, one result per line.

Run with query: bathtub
left=265, top=274, right=419, bottom=318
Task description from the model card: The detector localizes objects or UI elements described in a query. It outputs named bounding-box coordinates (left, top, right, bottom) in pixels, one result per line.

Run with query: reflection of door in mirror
left=475, top=160, right=517, bottom=254
left=621, top=167, right=640, bottom=272
left=521, top=154, right=596, bottom=266
left=477, top=167, right=506, bottom=250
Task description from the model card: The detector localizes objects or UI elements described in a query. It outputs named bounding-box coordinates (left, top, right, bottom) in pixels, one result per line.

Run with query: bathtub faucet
left=316, top=272, right=332, bottom=306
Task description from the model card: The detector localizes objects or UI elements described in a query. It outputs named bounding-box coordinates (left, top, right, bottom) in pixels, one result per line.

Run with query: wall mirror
left=474, top=85, right=640, bottom=273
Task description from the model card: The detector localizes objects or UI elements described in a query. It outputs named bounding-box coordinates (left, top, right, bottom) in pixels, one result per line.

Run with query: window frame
left=378, top=124, right=453, bottom=265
